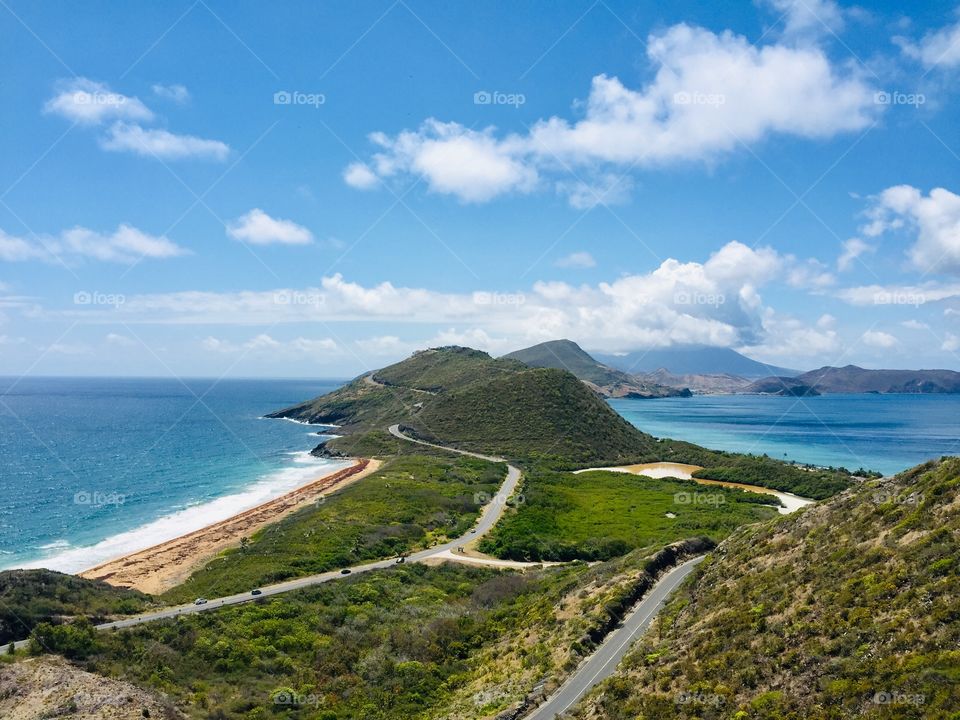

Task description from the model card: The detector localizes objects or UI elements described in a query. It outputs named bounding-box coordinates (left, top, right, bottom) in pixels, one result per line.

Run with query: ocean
left=610, top=393, right=960, bottom=476
left=0, top=377, right=350, bottom=573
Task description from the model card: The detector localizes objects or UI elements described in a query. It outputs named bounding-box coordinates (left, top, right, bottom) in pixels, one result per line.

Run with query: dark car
left=251, top=589, right=262, bottom=596
left=340, top=568, right=352, bottom=575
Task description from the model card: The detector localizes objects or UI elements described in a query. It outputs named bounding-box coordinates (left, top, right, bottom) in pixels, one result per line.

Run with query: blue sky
left=2, top=0, right=960, bottom=377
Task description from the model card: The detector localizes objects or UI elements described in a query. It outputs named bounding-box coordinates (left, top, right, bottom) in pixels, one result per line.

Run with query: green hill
left=270, top=345, right=858, bottom=496
left=576, top=456, right=960, bottom=719
left=503, top=339, right=690, bottom=398
left=0, top=569, right=151, bottom=645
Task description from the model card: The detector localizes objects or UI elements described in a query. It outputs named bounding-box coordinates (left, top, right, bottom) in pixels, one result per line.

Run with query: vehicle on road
left=340, top=568, right=352, bottom=574
left=194, top=598, right=207, bottom=605
left=396, top=557, right=405, bottom=564
left=250, top=589, right=262, bottom=596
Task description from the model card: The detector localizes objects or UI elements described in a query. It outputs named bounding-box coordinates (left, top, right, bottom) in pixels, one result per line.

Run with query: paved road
left=525, top=555, right=706, bottom=720
left=4, top=425, right=522, bottom=654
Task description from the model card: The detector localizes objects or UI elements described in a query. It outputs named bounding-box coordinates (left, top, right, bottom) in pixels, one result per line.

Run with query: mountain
left=502, top=339, right=690, bottom=398
left=269, top=345, right=858, bottom=494
left=596, top=346, right=799, bottom=378
left=746, top=375, right=821, bottom=396
left=578, top=456, right=960, bottom=719
left=638, top=368, right=754, bottom=394
left=794, top=365, right=960, bottom=393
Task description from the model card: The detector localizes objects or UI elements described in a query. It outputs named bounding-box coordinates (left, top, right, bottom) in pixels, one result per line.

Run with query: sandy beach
left=80, top=457, right=381, bottom=595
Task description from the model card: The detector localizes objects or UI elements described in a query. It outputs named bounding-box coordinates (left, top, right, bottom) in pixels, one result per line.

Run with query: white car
left=194, top=597, right=208, bottom=605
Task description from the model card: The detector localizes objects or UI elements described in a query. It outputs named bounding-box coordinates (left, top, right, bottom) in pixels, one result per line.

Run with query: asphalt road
left=525, top=555, right=706, bottom=720
left=4, top=425, right=522, bottom=653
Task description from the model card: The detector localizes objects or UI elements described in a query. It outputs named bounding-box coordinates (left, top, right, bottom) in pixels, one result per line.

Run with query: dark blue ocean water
left=610, top=393, right=960, bottom=476
left=0, top=377, right=349, bottom=572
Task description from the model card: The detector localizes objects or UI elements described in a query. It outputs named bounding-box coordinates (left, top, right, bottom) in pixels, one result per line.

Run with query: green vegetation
left=479, top=468, right=779, bottom=561
left=693, top=455, right=855, bottom=500
left=163, top=454, right=502, bottom=603
left=373, top=346, right=525, bottom=392
left=33, top=544, right=708, bottom=720
left=0, top=569, right=151, bottom=645
left=575, top=457, right=960, bottom=720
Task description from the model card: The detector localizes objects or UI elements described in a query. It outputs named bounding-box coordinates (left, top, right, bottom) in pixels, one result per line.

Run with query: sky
left=2, top=0, right=960, bottom=378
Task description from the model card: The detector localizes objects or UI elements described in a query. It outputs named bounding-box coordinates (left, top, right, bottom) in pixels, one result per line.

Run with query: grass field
left=162, top=454, right=502, bottom=603
left=479, top=468, right=781, bottom=561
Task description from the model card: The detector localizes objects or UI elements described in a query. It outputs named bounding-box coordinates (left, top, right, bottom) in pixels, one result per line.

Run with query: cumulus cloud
left=226, top=209, right=313, bottom=246
left=837, top=237, right=873, bottom=271
left=741, top=309, right=840, bottom=360
left=861, top=330, right=899, bottom=348
left=0, top=224, right=187, bottom=264
left=555, top=251, right=597, bottom=269
left=862, top=186, right=960, bottom=274
left=896, top=15, right=960, bottom=68
left=943, top=332, right=960, bottom=352
left=836, top=282, right=960, bottom=306
left=101, top=123, right=230, bottom=161
left=152, top=83, right=190, bottom=103
left=343, top=162, right=380, bottom=190
left=762, top=0, right=844, bottom=38
left=43, top=78, right=153, bottom=125
left=346, top=22, right=876, bottom=204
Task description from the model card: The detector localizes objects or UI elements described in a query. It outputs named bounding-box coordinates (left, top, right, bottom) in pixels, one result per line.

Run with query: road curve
left=4, top=426, right=522, bottom=654
left=525, top=555, right=706, bottom=720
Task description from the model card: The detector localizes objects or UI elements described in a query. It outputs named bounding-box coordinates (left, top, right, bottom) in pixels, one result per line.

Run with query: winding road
left=525, top=555, right=705, bottom=719
left=6, top=424, right=707, bottom=720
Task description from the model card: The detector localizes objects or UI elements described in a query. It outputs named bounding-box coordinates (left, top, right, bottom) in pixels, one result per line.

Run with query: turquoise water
left=0, top=377, right=349, bottom=572
left=610, top=393, right=960, bottom=476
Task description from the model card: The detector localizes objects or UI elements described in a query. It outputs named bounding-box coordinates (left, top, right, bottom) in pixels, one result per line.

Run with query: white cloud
left=896, top=15, right=960, bottom=68
left=343, top=162, right=380, bottom=190
left=203, top=334, right=337, bottom=355
left=741, top=309, right=839, bottom=360
left=152, top=83, right=190, bottom=103
left=355, top=335, right=406, bottom=356
left=901, top=319, right=929, bottom=330
left=556, top=174, right=633, bottom=209
left=943, top=332, right=960, bottom=352
left=862, top=186, right=960, bottom=274
left=837, top=237, right=873, bottom=271
left=861, top=330, right=898, bottom=348
left=105, top=333, right=135, bottom=346
left=785, top=257, right=835, bottom=289
left=836, top=282, right=960, bottom=306
left=226, top=209, right=313, bottom=246
left=347, top=22, right=875, bottom=204
left=44, top=78, right=153, bottom=125
left=762, top=0, right=844, bottom=38
left=0, top=224, right=188, bottom=264
left=555, top=251, right=596, bottom=269
left=101, top=123, right=230, bottom=161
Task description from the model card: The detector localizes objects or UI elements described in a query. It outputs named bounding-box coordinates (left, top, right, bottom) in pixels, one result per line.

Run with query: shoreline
left=79, top=457, right=381, bottom=595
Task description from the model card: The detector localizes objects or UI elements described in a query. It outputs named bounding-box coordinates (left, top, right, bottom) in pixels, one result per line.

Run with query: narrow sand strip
left=80, top=458, right=381, bottom=594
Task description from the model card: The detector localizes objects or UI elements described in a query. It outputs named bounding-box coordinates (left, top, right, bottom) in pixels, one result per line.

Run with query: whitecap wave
left=9, top=456, right=353, bottom=575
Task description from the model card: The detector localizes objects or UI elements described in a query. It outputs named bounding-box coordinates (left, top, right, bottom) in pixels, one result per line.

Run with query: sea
left=0, top=377, right=350, bottom=573
left=1, top=379, right=958, bottom=573
left=611, top=393, right=960, bottom=476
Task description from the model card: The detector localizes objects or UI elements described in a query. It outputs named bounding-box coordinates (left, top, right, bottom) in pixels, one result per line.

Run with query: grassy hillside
left=0, top=570, right=151, bottom=645
left=574, top=456, right=960, bottom=719
left=30, top=544, right=708, bottom=720
left=374, top=346, right=525, bottom=392
left=478, top=467, right=780, bottom=561
left=162, top=454, right=502, bottom=603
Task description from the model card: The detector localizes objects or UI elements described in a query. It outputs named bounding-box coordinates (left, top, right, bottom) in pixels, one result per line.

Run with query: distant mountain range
left=760, top=365, right=960, bottom=395
left=502, top=340, right=690, bottom=398
left=594, top=346, right=799, bottom=378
